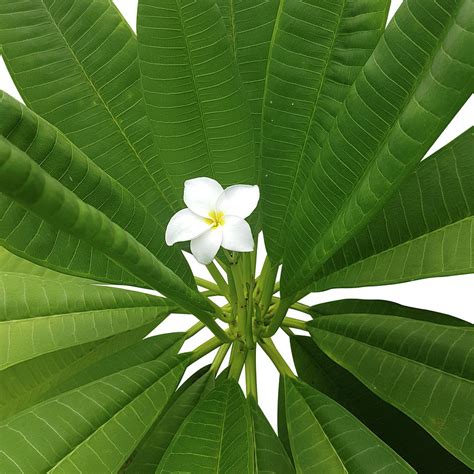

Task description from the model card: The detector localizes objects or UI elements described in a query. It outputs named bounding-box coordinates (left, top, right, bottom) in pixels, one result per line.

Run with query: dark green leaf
left=283, top=0, right=474, bottom=296
left=0, top=355, right=188, bottom=473
left=309, top=312, right=474, bottom=468
left=283, top=377, right=414, bottom=472
left=292, top=335, right=470, bottom=473
left=313, top=128, right=474, bottom=291
left=260, top=0, right=390, bottom=261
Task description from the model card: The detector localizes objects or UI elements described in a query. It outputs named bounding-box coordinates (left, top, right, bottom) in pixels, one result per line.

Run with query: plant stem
left=206, top=262, right=229, bottom=298
left=255, top=257, right=279, bottom=321
left=259, top=338, right=295, bottom=378
left=185, top=321, right=205, bottom=339
left=245, top=348, right=258, bottom=400
left=282, top=317, right=307, bottom=331
left=291, top=302, right=311, bottom=314
left=190, top=336, right=225, bottom=363
left=210, top=343, right=230, bottom=374
left=228, top=341, right=247, bottom=380
left=264, top=297, right=291, bottom=337
left=195, top=277, right=221, bottom=294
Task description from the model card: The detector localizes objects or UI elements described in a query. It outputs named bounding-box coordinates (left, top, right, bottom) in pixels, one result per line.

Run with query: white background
left=1, top=0, right=472, bottom=430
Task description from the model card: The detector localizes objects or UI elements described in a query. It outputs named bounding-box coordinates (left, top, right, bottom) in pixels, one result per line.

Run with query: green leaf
left=157, top=378, right=254, bottom=473
left=0, top=270, right=175, bottom=370
left=0, top=137, right=228, bottom=340
left=137, top=0, right=256, bottom=194
left=42, top=332, right=185, bottom=399
left=249, top=399, right=295, bottom=474
left=309, top=298, right=472, bottom=327
left=216, top=0, right=279, bottom=184
left=259, top=0, right=390, bottom=262
left=0, top=0, right=179, bottom=219
left=0, top=355, right=188, bottom=473
left=283, top=377, right=414, bottom=473
left=0, top=92, right=193, bottom=286
left=291, top=335, right=470, bottom=473
left=282, top=0, right=474, bottom=296
left=0, top=323, right=158, bottom=421
left=313, top=128, right=474, bottom=291
left=309, top=313, right=474, bottom=468
left=123, top=366, right=215, bottom=472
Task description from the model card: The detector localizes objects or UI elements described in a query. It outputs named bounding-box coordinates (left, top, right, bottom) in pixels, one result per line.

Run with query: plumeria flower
left=166, top=177, right=259, bottom=265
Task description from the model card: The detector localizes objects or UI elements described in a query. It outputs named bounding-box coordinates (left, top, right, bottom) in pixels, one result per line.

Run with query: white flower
left=166, top=177, right=259, bottom=265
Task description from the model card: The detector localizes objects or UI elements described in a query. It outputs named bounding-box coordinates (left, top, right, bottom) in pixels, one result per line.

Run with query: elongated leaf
left=0, top=271, right=175, bottom=370
left=0, top=0, right=179, bottom=219
left=260, top=0, right=390, bottom=262
left=157, top=379, right=254, bottom=473
left=0, top=92, right=193, bottom=286
left=283, top=0, right=474, bottom=296
left=42, top=332, right=184, bottom=399
left=137, top=0, right=256, bottom=195
left=0, top=137, right=227, bottom=339
left=124, top=367, right=215, bottom=472
left=0, top=355, right=188, bottom=473
left=217, top=0, right=279, bottom=183
left=309, top=313, right=474, bottom=468
left=249, top=399, right=295, bottom=474
left=291, top=335, right=470, bottom=473
left=283, top=377, right=414, bottom=472
left=310, top=298, right=472, bottom=327
left=0, top=323, right=158, bottom=421
left=313, top=128, right=474, bottom=291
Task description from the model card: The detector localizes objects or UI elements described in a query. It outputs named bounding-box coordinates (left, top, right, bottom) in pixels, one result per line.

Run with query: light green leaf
left=0, top=137, right=228, bottom=340
left=0, top=0, right=179, bottom=220
left=137, top=0, right=256, bottom=195
left=260, top=0, right=390, bottom=262
left=0, top=323, right=158, bottom=421
left=0, top=355, right=188, bottom=473
left=249, top=399, right=295, bottom=474
left=282, top=0, right=474, bottom=296
left=291, top=335, right=470, bottom=473
left=313, top=128, right=474, bottom=291
left=0, top=92, right=193, bottom=286
left=42, top=332, right=185, bottom=399
left=309, top=298, right=472, bottom=327
left=0, top=271, right=175, bottom=370
left=309, top=313, right=474, bottom=468
left=284, top=377, right=414, bottom=473
left=157, top=378, right=254, bottom=473
left=124, top=366, right=215, bottom=472
left=217, top=0, right=279, bottom=184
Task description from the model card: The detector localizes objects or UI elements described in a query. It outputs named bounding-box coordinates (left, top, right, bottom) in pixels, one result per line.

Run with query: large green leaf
left=157, top=379, right=254, bottom=473
left=0, top=355, right=188, bottom=473
left=291, top=335, right=470, bottom=473
left=0, top=323, right=158, bottom=421
left=42, top=332, right=184, bottom=399
left=0, top=92, right=193, bottom=286
left=137, top=0, right=256, bottom=195
left=309, top=298, right=472, bottom=327
left=309, top=313, right=474, bottom=468
left=0, top=270, right=175, bottom=370
left=313, top=128, right=474, bottom=291
left=216, top=0, right=279, bottom=184
left=260, top=0, right=390, bottom=262
left=124, top=366, right=215, bottom=472
left=282, top=0, right=474, bottom=297
left=0, top=0, right=179, bottom=219
left=0, top=137, right=228, bottom=339
left=283, top=377, right=414, bottom=472
left=249, top=399, right=295, bottom=473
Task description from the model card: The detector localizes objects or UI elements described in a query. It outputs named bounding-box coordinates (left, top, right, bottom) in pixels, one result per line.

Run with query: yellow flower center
left=205, top=210, right=225, bottom=229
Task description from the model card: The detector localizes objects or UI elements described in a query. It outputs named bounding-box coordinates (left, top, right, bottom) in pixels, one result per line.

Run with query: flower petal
left=221, top=216, right=254, bottom=252
left=190, top=227, right=223, bottom=264
left=184, top=177, right=224, bottom=217
left=217, top=185, right=259, bottom=219
left=165, top=209, right=210, bottom=245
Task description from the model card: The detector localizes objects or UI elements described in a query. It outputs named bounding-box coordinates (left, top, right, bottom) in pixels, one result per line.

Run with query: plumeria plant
left=0, top=0, right=473, bottom=472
